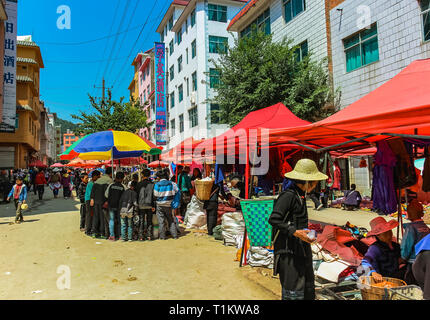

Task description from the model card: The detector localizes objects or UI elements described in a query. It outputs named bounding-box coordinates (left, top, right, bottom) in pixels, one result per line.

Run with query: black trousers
left=36, top=185, right=44, bottom=200
left=205, top=202, right=218, bottom=235
left=85, top=201, right=93, bottom=235
left=138, top=208, right=154, bottom=239
left=180, top=191, right=191, bottom=217
left=276, top=250, right=315, bottom=300
left=92, top=203, right=104, bottom=235
left=80, top=202, right=86, bottom=229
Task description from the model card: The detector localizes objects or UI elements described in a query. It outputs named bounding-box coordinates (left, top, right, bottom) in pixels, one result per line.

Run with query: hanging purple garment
left=371, top=141, right=398, bottom=215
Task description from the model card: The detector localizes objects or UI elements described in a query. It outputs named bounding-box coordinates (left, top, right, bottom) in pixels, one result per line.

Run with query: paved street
left=0, top=190, right=278, bottom=300
left=0, top=185, right=392, bottom=300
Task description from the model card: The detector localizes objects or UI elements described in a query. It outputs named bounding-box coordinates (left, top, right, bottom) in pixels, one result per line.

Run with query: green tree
left=72, top=90, right=150, bottom=135
left=211, top=30, right=340, bottom=126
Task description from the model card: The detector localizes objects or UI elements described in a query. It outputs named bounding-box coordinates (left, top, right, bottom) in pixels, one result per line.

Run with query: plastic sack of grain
left=246, top=246, right=274, bottom=268
left=185, top=195, right=207, bottom=229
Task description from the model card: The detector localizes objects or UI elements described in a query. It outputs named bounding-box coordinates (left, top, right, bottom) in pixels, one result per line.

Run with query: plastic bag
left=247, top=246, right=274, bottom=268
left=221, top=211, right=245, bottom=247
left=185, top=195, right=207, bottom=229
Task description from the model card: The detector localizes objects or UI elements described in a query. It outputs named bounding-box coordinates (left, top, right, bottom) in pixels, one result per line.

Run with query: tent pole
left=240, top=141, right=251, bottom=268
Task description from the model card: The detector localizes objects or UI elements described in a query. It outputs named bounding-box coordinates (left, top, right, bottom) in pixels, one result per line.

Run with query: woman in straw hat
left=357, top=216, right=404, bottom=282
left=269, top=158, right=328, bottom=300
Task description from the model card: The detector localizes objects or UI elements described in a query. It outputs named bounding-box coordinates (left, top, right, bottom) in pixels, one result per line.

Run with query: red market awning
left=161, top=137, right=205, bottom=163
left=269, top=59, right=430, bottom=151
left=193, top=103, right=311, bottom=161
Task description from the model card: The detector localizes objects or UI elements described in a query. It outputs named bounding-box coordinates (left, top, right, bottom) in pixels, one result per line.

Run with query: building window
left=208, top=4, right=227, bottom=22
left=169, top=40, right=174, bottom=56
left=421, top=0, right=430, bottom=42
left=143, top=91, right=147, bottom=102
left=192, top=71, right=197, bottom=91
left=284, top=0, right=305, bottom=24
left=169, top=65, right=174, bottom=81
left=185, top=19, right=188, bottom=33
left=186, top=78, right=190, bottom=96
left=191, top=39, right=196, bottom=58
left=343, top=23, right=379, bottom=72
left=171, top=119, right=176, bottom=136
left=177, top=29, right=182, bottom=44
left=240, top=8, right=270, bottom=38
left=209, top=68, right=220, bottom=88
left=165, top=26, right=167, bottom=36
left=179, top=114, right=184, bottom=132
left=15, top=113, right=19, bottom=128
left=178, top=84, right=184, bottom=102
left=178, top=55, right=183, bottom=73
left=170, top=91, right=175, bottom=109
left=147, top=84, right=150, bottom=95
left=210, top=104, right=220, bottom=124
left=191, top=9, right=196, bottom=27
left=186, top=48, right=189, bottom=64
left=169, top=16, right=173, bottom=30
left=161, top=32, right=164, bottom=42
left=294, top=40, right=308, bottom=62
left=209, top=36, right=228, bottom=54
left=188, top=107, right=198, bottom=127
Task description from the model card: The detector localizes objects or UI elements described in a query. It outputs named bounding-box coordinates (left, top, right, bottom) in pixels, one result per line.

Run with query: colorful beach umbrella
left=59, top=131, right=163, bottom=161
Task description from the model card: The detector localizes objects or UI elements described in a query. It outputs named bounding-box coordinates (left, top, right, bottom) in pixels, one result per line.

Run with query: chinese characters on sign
left=0, top=0, right=17, bottom=132
left=155, top=42, right=167, bottom=145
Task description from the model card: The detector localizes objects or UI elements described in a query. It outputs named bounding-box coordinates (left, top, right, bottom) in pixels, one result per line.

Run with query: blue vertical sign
left=155, top=42, right=167, bottom=146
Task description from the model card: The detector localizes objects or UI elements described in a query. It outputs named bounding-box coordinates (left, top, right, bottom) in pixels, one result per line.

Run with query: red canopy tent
left=269, top=58, right=430, bottom=152
left=160, top=137, right=205, bottom=163
left=193, top=103, right=311, bottom=162
left=28, top=160, right=47, bottom=168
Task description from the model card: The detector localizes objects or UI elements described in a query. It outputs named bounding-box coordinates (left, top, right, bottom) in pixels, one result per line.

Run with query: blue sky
left=17, top=0, right=170, bottom=122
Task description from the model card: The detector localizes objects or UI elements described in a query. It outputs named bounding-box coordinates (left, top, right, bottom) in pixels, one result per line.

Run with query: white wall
left=270, top=0, right=328, bottom=62
left=161, top=0, right=242, bottom=150
left=330, top=0, right=430, bottom=109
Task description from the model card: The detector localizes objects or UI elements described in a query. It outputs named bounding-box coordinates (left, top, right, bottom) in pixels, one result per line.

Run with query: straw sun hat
left=285, top=159, right=328, bottom=181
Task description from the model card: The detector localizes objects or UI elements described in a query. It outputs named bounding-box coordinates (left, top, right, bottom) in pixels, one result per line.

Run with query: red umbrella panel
left=148, top=160, right=169, bottom=168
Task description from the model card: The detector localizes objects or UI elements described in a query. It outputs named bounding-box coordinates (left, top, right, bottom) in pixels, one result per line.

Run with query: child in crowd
left=77, top=173, right=89, bottom=232
left=7, top=176, right=28, bottom=224
left=105, top=172, right=125, bottom=241
left=119, top=180, right=138, bottom=242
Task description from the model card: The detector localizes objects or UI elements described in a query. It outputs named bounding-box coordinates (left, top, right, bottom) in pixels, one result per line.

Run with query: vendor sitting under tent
left=357, top=217, right=405, bottom=281
left=342, top=184, right=362, bottom=211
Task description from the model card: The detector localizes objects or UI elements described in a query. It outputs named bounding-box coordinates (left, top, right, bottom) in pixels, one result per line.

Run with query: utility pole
left=94, top=77, right=112, bottom=103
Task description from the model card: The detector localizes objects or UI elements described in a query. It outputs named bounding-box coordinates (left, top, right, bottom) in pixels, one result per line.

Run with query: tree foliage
left=211, top=30, right=340, bottom=126
left=72, top=90, right=150, bottom=135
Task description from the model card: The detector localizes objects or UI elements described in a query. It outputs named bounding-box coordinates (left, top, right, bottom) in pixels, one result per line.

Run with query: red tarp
left=269, top=59, right=430, bottom=149
left=161, top=137, right=205, bottom=162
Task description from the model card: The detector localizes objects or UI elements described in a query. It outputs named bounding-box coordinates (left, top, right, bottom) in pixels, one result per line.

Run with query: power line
left=111, top=0, right=165, bottom=90
left=92, top=0, right=122, bottom=97
left=46, top=56, right=129, bottom=64
left=105, top=0, right=141, bottom=78
left=101, top=0, right=132, bottom=83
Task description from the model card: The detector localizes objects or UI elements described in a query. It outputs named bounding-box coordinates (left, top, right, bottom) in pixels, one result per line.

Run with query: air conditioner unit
left=190, top=91, right=197, bottom=105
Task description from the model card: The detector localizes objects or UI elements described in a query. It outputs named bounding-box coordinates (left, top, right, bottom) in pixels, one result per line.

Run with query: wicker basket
left=388, top=285, right=424, bottom=300
left=358, top=276, right=407, bottom=300
left=195, top=179, right=214, bottom=201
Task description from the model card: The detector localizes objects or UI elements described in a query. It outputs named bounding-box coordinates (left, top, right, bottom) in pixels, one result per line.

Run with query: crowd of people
left=76, top=165, right=209, bottom=242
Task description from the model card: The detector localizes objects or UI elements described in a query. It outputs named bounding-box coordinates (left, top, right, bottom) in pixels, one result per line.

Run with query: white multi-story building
left=156, top=0, right=247, bottom=150
left=227, top=0, right=329, bottom=64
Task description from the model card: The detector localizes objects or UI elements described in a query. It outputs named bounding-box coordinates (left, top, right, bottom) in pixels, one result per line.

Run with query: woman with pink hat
left=357, top=216, right=405, bottom=281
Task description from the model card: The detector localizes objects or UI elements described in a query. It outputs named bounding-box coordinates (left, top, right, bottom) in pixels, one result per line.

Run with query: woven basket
left=358, top=276, right=406, bottom=300
left=195, top=179, right=214, bottom=201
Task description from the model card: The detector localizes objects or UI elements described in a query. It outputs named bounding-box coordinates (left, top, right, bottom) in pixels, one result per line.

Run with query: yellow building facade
left=128, top=53, right=141, bottom=102
left=0, top=37, right=44, bottom=168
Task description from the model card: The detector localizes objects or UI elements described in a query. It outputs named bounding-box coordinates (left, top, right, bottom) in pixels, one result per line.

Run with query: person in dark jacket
left=136, top=169, right=156, bottom=241
left=342, top=184, right=362, bottom=210
left=105, top=172, right=125, bottom=241
left=412, top=233, right=430, bottom=300
left=269, top=159, right=328, bottom=300
left=119, top=180, right=138, bottom=241
left=203, top=181, right=228, bottom=236
left=90, top=167, right=113, bottom=239
left=77, top=173, right=88, bottom=231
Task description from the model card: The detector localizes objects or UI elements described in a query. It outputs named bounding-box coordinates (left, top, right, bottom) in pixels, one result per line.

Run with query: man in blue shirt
left=154, top=170, right=179, bottom=240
